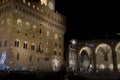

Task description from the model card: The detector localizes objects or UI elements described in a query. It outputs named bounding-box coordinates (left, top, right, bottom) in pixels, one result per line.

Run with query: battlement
left=17, top=0, right=66, bottom=26
left=0, top=0, right=66, bottom=26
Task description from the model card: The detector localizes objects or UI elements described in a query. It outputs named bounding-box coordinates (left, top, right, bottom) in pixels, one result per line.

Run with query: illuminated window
left=28, top=2, right=30, bottom=6
left=99, top=64, right=105, bottom=69
left=37, top=7, right=39, bottom=10
left=23, top=0, right=25, bottom=3
left=25, top=22, right=30, bottom=26
left=17, top=18, right=22, bottom=25
left=55, top=34, right=58, bottom=39
left=109, top=64, right=113, bottom=70
left=33, top=5, right=35, bottom=8
left=23, top=41, right=27, bottom=49
left=118, top=64, right=120, bottom=70
left=15, top=40, right=19, bottom=47
left=47, top=31, right=49, bottom=37
left=41, top=9, right=43, bottom=12
left=33, top=25, right=36, bottom=29
left=41, top=0, right=47, bottom=6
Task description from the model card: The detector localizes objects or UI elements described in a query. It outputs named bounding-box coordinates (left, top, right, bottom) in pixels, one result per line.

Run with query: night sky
left=55, top=1, right=120, bottom=43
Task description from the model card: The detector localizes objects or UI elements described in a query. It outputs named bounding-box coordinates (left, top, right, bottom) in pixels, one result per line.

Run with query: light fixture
left=71, top=39, right=76, bottom=44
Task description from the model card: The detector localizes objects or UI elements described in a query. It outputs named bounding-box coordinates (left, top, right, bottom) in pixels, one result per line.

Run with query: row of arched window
left=14, top=39, right=38, bottom=51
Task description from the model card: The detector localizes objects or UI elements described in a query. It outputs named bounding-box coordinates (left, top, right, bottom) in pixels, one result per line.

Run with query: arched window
left=31, top=43, right=35, bottom=50
left=23, top=41, right=27, bottom=49
left=15, top=39, right=19, bottom=47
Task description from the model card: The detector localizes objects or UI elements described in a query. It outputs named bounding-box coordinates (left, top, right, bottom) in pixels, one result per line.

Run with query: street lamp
left=71, top=39, right=77, bottom=45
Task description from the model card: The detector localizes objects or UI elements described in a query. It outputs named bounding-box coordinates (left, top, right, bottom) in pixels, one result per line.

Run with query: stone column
left=112, top=50, right=118, bottom=72
left=93, top=51, right=96, bottom=72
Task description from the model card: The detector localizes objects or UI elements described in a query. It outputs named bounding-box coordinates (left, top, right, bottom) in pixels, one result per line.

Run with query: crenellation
left=13, top=0, right=65, bottom=26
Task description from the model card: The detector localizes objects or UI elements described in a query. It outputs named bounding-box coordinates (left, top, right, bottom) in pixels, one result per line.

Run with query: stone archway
left=95, top=43, right=113, bottom=71
left=115, top=42, right=120, bottom=71
left=79, top=47, right=93, bottom=72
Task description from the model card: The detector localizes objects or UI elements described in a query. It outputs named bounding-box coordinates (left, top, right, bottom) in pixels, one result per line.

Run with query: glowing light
left=83, top=59, right=89, bottom=67
left=71, top=39, right=76, bottom=44
left=109, top=64, right=113, bottom=70
left=41, top=0, right=47, bottom=6
left=118, top=64, right=120, bottom=69
left=99, top=64, right=105, bottom=69
left=52, top=56, right=59, bottom=71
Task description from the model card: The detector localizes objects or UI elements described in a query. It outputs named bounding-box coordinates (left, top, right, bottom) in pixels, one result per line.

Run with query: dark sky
left=55, top=1, right=120, bottom=42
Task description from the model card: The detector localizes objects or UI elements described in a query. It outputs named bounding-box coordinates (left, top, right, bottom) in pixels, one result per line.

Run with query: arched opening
left=115, top=42, right=120, bottom=71
left=95, top=43, right=113, bottom=71
left=79, top=47, right=93, bottom=72
left=80, top=50, right=90, bottom=69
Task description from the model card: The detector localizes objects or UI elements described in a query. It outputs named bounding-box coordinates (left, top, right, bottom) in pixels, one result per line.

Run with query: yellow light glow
left=41, top=0, right=47, bottom=6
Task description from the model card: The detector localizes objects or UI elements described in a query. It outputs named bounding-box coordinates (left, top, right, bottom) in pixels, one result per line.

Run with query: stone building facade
left=0, top=0, right=66, bottom=72
left=68, top=39, right=120, bottom=74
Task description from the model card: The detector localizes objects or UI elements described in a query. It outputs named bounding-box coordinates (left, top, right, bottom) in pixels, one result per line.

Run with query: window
left=23, top=0, right=25, bottom=3
left=0, top=41, right=2, bottom=47
left=41, top=0, right=47, bottom=6
left=4, top=40, right=7, bottom=47
left=25, top=33, right=28, bottom=36
left=28, top=2, right=30, bottom=6
left=15, top=40, right=19, bottom=47
left=59, top=36, right=62, bottom=41
left=23, top=42, right=27, bottom=49
left=47, top=31, right=49, bottom=37
left=31, top=44, right=35, bottom=50
left=55, top=43, right=57, bottom=47
left=44, top=58, right=49, bottom=61
left=17, top=18, right=22, bottom=25
left=59, top=52, right=61, bottom=55
left=33, top=35, right=35, bottom=38
left=37, top=58, right=39, bottom=62
left=17, top=31, right=20, bottom=34
left=55, top=34, right=58, bottom=39
left=54, top=50, right=57, bottom=55
left=39, top=29, right=41, bottom=33
left=29, top=55, right=32, bottom=62
left=17, top=53, right=19, bottom=61
left=59, top=44, right=61, bottom=48
left=36, top=42, right=41, bottom=52
left=33, top=5, right=35, bottom=8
